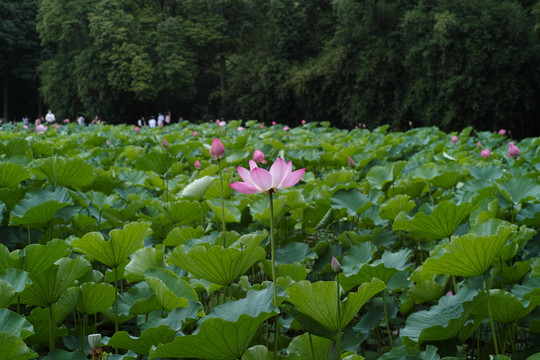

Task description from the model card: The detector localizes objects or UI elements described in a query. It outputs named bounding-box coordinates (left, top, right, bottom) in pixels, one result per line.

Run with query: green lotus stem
left=27, top=225, right=31, bottom=244
left=510, top=322, right=516, bottom=355
left=309, top=333, right=315, bottom=359
left=485, top=276, right=499, bottom=355
left=382, top=292, right=394, bottom=348
left=452, top=275, right=457, bottom=295
left=114, top=267, right=119, bottom=333
left=335, top=273, right=342, bottom=359
left=49, top=305, right=55, bottom=351
left=269, top=190, right=279, bottom=359
left=218, top=160, right=226, bottom=235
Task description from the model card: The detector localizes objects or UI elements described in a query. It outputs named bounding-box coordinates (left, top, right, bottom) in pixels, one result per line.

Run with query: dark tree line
left=1, top=0, right=540, bottom=137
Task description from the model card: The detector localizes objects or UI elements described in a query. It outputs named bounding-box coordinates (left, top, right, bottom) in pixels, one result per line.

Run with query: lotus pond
left=1, top=121, right=540, bottom=360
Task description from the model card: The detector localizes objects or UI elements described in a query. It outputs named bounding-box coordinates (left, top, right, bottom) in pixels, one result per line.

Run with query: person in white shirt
left=78, top=115, right=85, bottom=125
left=45, top=109, right=56, bottom=124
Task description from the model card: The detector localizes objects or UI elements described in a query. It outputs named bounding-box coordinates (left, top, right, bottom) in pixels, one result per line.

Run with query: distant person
left=165, top=111, right=171, bottom=124
left=78, top=115, right=85, bottom=126
left=45, top=109, right=56, bottom=124
left=22, top=115, right=29, bottom=125
left=90, top=115, right=100, bottom=126
left=148, top=116, right=157, bottom=128
left=157, top=112, right=165, bottom=127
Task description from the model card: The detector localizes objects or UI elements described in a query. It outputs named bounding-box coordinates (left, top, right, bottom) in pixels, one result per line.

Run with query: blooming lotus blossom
left=348, top=156, right=355, bottom=167
left=135, top=126, right=140, bottom=133
left=259, top=124, right=264, bottom=129
left=272, top=121, right=276, bottom=125
left=451, top=136, right=458, bottom=144
left=23, top=125, right=28, bottom=129
left=229, top=158, right=305, bottom=194
left=215, top=119, right=220, bottom=123
left=63, top=118, right=70, bottom=123
left=508, top=142, right=520, bottom=158
left=498, top=129, right=507, bottom=135
left=55, top=125, right=60, bottom=130
left=237, top=126, right=245, bottom=131
left=210, top=138, right=225, bottom=160
left=193, top=131, right=198, bottom=137
left=36, top=124, right=47, bottom=134
left=331, top=256, right=342, bottom=273
left=219, top=121, right=226, bottom=127
left=106, top=140, right=110, bottom=146
left=162, top=139, right=168, bottom=148
left=446, top=291, right=454, bottom=297
left=253, top=149, right=267, bottom=164
left=283, top=126, right=290, bottom=131
left=301, top=119, right=306, bottom=125
left=194, top=160, right=201, bottom=169
left=481, top=149, right=491, bottom=158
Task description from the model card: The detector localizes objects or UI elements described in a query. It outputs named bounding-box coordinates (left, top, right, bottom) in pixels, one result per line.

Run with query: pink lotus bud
left=253, top=149, right=267, bottom=164
left=331, top=256, right=342, bottom=273
left=63, top=118, right=70, bottom=123
left=409, top=121, right=413, bottom=127
left=210, top=138, right=225, bottom=160
left=362, top=123, right=366, bottom=128
left=162, top=139, right=168, bottom=148
left=508, top=142, right=520, bottom=158
left=498, top=129, right=507, bottom=135
left=451, top=136, right=458, bottom=144
left=301, top=119, right=306, bottom=125
left=193, top=131, right=198, bottom=137
left=348, top=156, right=355, bottom=167
left=283, top=126, right=290, bottom=131
left=481, top=149, right=491, bottom=158
left=446, top=291, right=454, bottom=296
left=355, top=125, right=358, bottom=129
left=259, top=124, right=264, bottom=129
left=23, top=125, right=28, bottom=129
left=135, top=126, right=140, bottom=133
left=237, top=126, right=245, bottom=131
left=272, top=121, right=276, bottom=125
left=219, top=121, right=226, bottom=127
left=194, top=160, right=201, bottom=169
left=106, top=140, right=110, bottom=146
left=216, top=119, right=220, bottom=123
left=55, top=125, right=60, bottom=130
left=477, top=141, right=482, bottom=148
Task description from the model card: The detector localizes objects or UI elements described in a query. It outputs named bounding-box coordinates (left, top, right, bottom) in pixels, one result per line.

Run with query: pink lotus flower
left=272, top=121, right=276, bottom=126
left=283, top=126, right=290, bottom=131
left=63, top=118, right=70, bottom=123
left=229, top=158, right=305, bottom=194
left=477, top=141, right=482, bottom=148
left=135, top=126, right=140, bottom=133
left=348, top=156, right=355, bottom=167
left=362, top=123, right=366, bottom=128
left=481, top=149, right=491, bottom=158
left=331, top=256, right=341, bottom=273
left=210, top=138, right=225, bottom=160
left=55, top=125, right=60, bottom=130
left=215, top=119, right=220, bottom=124
left=409, top=121, right=413, bottom=127
left=253, top=149, right=267, bottom=164
left=162, top=139, right=168, bottom=148
left=23, top=125, right=28, bottom=129
left=36, top=124, right=47, bottom=134
left=259, top=124, right=264, bottom=129
left=237, top=126, right=245, bottom=131
left=194, top=160, right=201, bottom=169
left=451, top=136, right=458, bottom=144
left=106, top=140, right=110, bottom=146
left=498, top=129, right=507, bottom=135
left=508, top=142, right=520, bottom=158
left=219, top=121, right=226, bottom=127
left=446, top=291, right=454, bottom=297
left=301, top=119, right=306, bottom=125
left=193, top=131, right=198, bottom=137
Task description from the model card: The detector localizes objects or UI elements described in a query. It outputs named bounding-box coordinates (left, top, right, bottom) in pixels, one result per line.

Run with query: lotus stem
left=382, top=292, right=394, bottom=348
left=269, top=190, right=279, bottom=359
left=335, top=274, right=342, bottom=360
left=114, top=267, right=119, bottom=334
left=49, top=305, right=55, bottom=351
left=218, top=160, right=226, bottom=235
left=309, top=333, right=315, bottom=359
left=485, top=276, right=499, bottom=355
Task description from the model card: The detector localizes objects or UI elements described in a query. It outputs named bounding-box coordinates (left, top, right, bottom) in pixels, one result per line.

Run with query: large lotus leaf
left=468, top=165, right=504, bottom=181
left=0, top=281, right=16, bottom=308
left=140, top=302, right=200, bottom=332
left=494, top=260, right=531, bottom=283
left=2, top=138, right=30, bottom=158
left=182, top=176, right=215, bottom=201
left=283, top=304, right=336, bottom=340
left=124, top=247, right=166, bottom=283
left=499, top=177, right=540, bottom=205
left=286, top=279, right=385, bottom=332
left=0, top=332, right=38, bottom=360
left=20, top=257, right=91, bottom=307
left=517, top=203, right=540, bottom=227
left=71, top=222, right=152, bottom=268
left=251, top=190, right=306, bottom=224
left=207, top=198, right=242, bottom=223
left=340, top=243, right=376, bottom=274
left=406, top=280, right=444, bottom=305
left=401, top=286, right=479, bottom=345
left=472, top=289, right=540, bottom=323
left=393, top=201, right=474, bottom=240
left=41, top=350, right=87, bottom=360
left=10, top=188, right=74, bottom=226
left=411, top=163, right=439, bottom=180
left=366, top=165, right=394, bottom=190
left=0, top=163, right=30, bottom=188
left=0, top=268, right=32, bottom=293
left=330, top=189, right=373, bottom=217
left=242, top=345, right=289, bottom=360
left=118, top=282, right=160, bottom=316
left=134, top=150, right=171, bottom=175
left=378, top=345, right=440, bottom=360
left=18, top=239, right=71, bottom=278
left=157, top=200, right=201, bottom=225
left=108, top=325, right=177, bottom=355
left=76, top=282, right=115, bottom=315
left=260, top=261, right=307, bottom=281
left=86, top=190, right=117, bottom=212
left=31, top=157, right=95, bottom=188
left=0, top=309, right=34, bottom=340
left=145, top=268, right=198, bottom=311
left=163, top=226, right=205, bottom=247
left=0, top=245, right=15, bottom=274
left=419, top=225, right=513, bottom=277
left=167, top=233, right=266, bottom=286
left=275, top=242, right=318, bottom=264
left=24, top=307, right=69, bottom=346
left=340, top=264, right=398, bottom=292
left=287, top=333, right=333, bottom=360
left=431, top=170, right=462, bottom=189
left=379, top=195, right=416, bottom=221
left=149, top=287, right=277, bottom=360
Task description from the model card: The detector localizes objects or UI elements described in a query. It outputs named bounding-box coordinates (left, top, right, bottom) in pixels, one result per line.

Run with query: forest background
left=1, top=0, right=540, bottom=138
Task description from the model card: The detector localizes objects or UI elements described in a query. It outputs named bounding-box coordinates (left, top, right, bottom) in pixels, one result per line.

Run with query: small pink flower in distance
left=23, top=125, right=28, bottom=129
left=477, top=141, right=482, bottom=148
left=348, top=156, right=355, bottom=167
left=219, top=121, right=226, bottom=127
left=135, top=126, right=140, bottom=133
left=446, top=291, right=454, bottom=297
left=162, top=139, right=168, bottom=148
left=508, top=142, right=520, bottom=158
left=355, top=125, right=358, bottom=129
left=451, top=136, right=458, bottom=144
left=229, top=157, right=305, bottom=194
left=193, top=131, right=198, bottom=137
left=260, top=124, right=264, bottom=129
left=210, top=138, right=225, bottom=160
left=237, top=126, right=245, bottom=131
left=253, top=149, right=267, bottom=164
left=409, top=121, right=413, bottom=127
left=283, top=126, right=290, bottom=131
left=301, top=119, right=306, bottom=125
left=272, top=121, right=276, bottom=125
left=55, top=125, right=60, bottom=130
left=36, top=124, right=47, bottom=134
left=215, top=119, right=220, bottom=124
left=481, top=149, right=491, bottom=158
left=106, top=140, right=110, bottom=146
left=63, top=118, right=70, bottom=123
left=498, top=129, right=507, bottom=135
left=194, top=160, right=201, bottom=170
left=331, top=256, right=342, bottom=273
left=362, top=123, right=366, bottom=128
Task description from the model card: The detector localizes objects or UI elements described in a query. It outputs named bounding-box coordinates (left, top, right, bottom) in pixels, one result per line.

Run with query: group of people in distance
left=137, top=111, right=172, bottom=128
left=26, top=110, right=100, bottom=126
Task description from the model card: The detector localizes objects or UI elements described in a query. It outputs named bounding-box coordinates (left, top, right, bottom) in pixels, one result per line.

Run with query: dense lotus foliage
left=1, top=120, right=540, bottom=360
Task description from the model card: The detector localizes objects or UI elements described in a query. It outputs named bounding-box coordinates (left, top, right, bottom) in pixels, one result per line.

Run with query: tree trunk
left=2, top=74, right=8, bottom=121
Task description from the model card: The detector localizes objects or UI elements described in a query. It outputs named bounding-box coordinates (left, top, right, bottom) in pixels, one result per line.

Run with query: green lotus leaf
left=411, top=163, right=439, bottom=180
left=275, top=242, right=318, bottom=264
left=242, top=345, right=288, bottom=360
left=472, top=289, right=540, bottom=323
left=379, top=195, right=416, bottom=221
left=156, top=200, right=201, bottom=225
left=494, top=260, right=531, bottom=283
left=406, top=280, right=444, bottom=305
left=10, top=188, right=74, bottom=227
left=18, top=239, right=71, bottom=278
left=163, top=226, right=205, bottom=247
left=118, top=282, right=160, bottom=316
left=41, top=349, right=87, bottom=360
left=134, top=150, right=171, bottom=175
left=86, top=190, right=117, bottom=212
left=468, top=165, right=504, bottom=181
left=0, top=332, right=38, bottom=360
left=322, top=169, right=355, bottom=188
left=393, top=200, right=474, bottom=240
left=283, top=304, right=336, bottom=340
left=71, top=222, right=152, bottom=268
left=124, top=247, right=166, bottom=283
left=330, top=189, right=373, bottom=217
left=286, top=279, right=385, bottom=332
left=499, top=177, right=540, bottom=205
left=0, top=163, right=30, bottom=189
left=108, top=325, right=177, bottom=355
left=31, top=157, right=95, bottom=188
left=145, top=268, right=198, bottom=311
left=419, top=225, right=513, bottom=277
left=181, top=175, right=215, bottom=201
left=23, top=307, right=69, bottom=346
left=149, top=287, right=277, bottom=360
left=260, top=261, right=307, bottom=281
left=167, top=233, right=266, bottom=286
left=366, top=165, right=394, bottom=190
left=378, top=345, right=440, bottom=360
left=0, top=268, right=31, bottom=293
left=0, top=281, right=16, bottom=308
left=340, top=264, right=398, bottom=292
left=401, top=286, right=479, bottom=345
left=140, top=302, right=200, bottom=332
left=207, top=198, right=242, bottom=223
left=518, top=203, right=540, bottom=227
left=2, top=138, right=30, bottom=158
left=76, top=282, right=115, bottom=315
left=251, top=190, right=306, bottom=225
left=0, top=309, right=34, bottom=340
left=340, top=243, right=376, bottom=274
left=526, top=353, right=540, bottom=360
left=287, top=333, right=333, bottom=360
left=431, top=170, right=462, bottom=189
